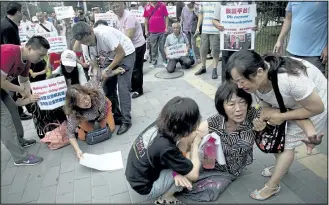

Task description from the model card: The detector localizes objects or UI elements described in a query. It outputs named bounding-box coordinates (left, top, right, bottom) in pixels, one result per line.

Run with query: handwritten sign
left=220, top=4, right=257, bottom=51
left=47, top=36, right=68, bottom=54
left=34, top=32, right=58, bottom=38
left=30, top=23, right=37, bottom=34
left=54, top=6, right=75, bottom=20
left=130, top=10, right=145, bottom=24
left=31, top=76, right=67, bottom=110
left=166, top=44, right=187, bottom=59
left=95, top=13, right=118, bottom=28
left=166, top=6, right=176, bottom=18
left=19, top=26, right=28, bottom=42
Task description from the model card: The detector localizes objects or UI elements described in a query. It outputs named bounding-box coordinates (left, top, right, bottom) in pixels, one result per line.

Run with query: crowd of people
left=0, top=1, right=328, bottom=204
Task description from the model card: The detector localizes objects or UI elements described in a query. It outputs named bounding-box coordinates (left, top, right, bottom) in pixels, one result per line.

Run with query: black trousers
left=11, top=78, right=32, bottom=114
left=131, top=43, right=146, bottom=94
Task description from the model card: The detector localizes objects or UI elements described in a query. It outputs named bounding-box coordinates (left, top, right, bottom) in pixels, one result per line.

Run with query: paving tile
left=293, top=169, right=328, bottom=199
left=74, top=178, right=92, bottom=203
left=60, top=152, right=76, bottom=174
left=75, top=161, right=91, bottom=180
left=1, top=185, right=11, bottom=203
left=91, top=171, right=109, bottom=187
left=215, top=189, right=238, bottom=203
left=1, top=166, right=18, bottom=186
left=120, top=143, right=132, bottom=161
left=38, top=185, right=57, bottom=203
left=127, top=182, right=147, bottom=203
left=1, top=160, right=8, bottom=174
left=92, top=196, right=111, bottom=203
left=89, top=143, right=105, bottom=155
left=26, top=142, right=41, bottom=155
left=57, top=171, right=75, bottom=195
left=1, top=191, right=23, bottom=203
left=108, top=170, right=128, bottom=195
left=289, top=161, right=308, bottom=173
left=293, top=185, right=327, bottom=204
left=56, top=192, right=73, bottom=203
left=111, top=192, right=132, bottom=203
left=47, top=149, right=64, bottom=168
left=21, top=177, right=43, bottom=203
left=132, top=107, right=146, bottom=117
left=80, top=200, right=92, bottom=203
left=8, top=167, right=30, bottom=194
left=5, top=156, right=15, bottom=168
left=92, top=184, right=111, bottom=199
left=42, top=165, right=60, bottom=187
left=272, top=183, right=304, bottom=203
left=281, top=173, right=308, bottom=192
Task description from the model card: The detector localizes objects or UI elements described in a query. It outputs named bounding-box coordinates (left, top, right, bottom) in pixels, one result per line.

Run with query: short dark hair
left=72, top=22, right=92, bottom=41
left=215, top=82, right=252, bottom=121
left=156, top=96, right=201, bottom=141
left=25, top=36, right=50, bottom=50
left=94, top=20, right=108, bottom=28
left=7, top=2, right=22, bottom=15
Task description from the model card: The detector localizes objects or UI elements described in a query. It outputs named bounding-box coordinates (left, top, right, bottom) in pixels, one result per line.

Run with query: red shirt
left=0, top=44, right=30, bottom=82
left=49, top=53, right=61, bottom=70
left=143, top=2, right=168, bottom=33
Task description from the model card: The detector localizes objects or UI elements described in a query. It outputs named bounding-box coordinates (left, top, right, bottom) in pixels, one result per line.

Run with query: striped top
left=207, top=107, right=260, bottom=176
left=200, top=2, right=219, bottom=34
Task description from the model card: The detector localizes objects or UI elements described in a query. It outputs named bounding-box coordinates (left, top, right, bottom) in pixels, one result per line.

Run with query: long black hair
left=226, top=50, right=307, bottom=81
left=61, top=63, right=80, bottom=85
left=156, top=97, right=201, bottom=142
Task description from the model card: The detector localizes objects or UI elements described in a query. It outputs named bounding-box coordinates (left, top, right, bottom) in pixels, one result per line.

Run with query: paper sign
left=95, top=13, right=118, bottom=28
left=31, top=76, right=67, bottom=110
left=220, top=4, right=257, bottom=51
left=47, top=36, right=68, bottom=54
left=80, top=151, right=124, bottom=171
left=130, top=10, right=145, bottom=24
left=54, top=6, right=75, bottom=20
left=167, top=6, right=176, bottom=18
left=166, top=44, right=187, bottom=59
left=34, top=32, right=58, bottom=38
left=30, top=23, right=37, bottom=35
left=18, top=26, right=28, bottom=42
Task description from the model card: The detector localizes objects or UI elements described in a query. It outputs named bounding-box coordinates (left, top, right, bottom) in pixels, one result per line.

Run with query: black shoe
left=21, top=139, right=36, bottom=148
left=195, top=67, right=206, bottom=75
left=212, top=68, right=218, bottom=79
left=132, top=92, right=143, bottom=99
left=117, top=123, right=132, bottom=135
left=114, top=118, right=122, bottom=125
left=20, top=113, right=32, bottom=120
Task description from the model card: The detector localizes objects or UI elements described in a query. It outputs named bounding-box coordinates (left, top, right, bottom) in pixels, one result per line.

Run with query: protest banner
left=54, top=6, right=75, bottom=20
left=31, top=76, right=67, bottom=110
left=33, top=32, right=58, bottom=38
left=166, top=6, right=176, bottom=18
left=95, top=12, right=118, bottom=28
left=18, top=26, right=28, bottom=42
left=220, top=4, right=257, bottom=51
left=130, top=10, right=145, bottom=24
left=30, top=23, right=37, bottom=35
left=46, top=36, right=68, bottom=54
left=166, top=44, right=187, bottom=59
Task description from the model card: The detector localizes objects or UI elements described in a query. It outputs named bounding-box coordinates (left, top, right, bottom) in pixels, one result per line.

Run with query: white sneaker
left=149, top=64, right=155, bottom=69
left=162, top=62, right=168, bottom=67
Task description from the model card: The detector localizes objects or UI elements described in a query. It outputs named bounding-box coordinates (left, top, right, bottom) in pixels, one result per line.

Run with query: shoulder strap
left=149, top=3, right=161, bottom=19
left=39, top=23, right=50, bottom=32
left=270, top=69, right=287, bottom=113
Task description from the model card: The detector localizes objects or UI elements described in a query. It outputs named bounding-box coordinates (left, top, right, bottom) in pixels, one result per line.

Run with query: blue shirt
left=286, top=2, right=328, bottom=56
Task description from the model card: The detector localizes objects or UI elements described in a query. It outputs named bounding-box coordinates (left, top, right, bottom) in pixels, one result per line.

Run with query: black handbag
left=254, top=68, right=287, bottom=154
left=85, top=120, right=112, bottom=145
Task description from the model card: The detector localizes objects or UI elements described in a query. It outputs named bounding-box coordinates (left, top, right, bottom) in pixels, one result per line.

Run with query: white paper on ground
left=79, top=151, right=124, bottom=171
left=199, top=132, right=226, bottom=165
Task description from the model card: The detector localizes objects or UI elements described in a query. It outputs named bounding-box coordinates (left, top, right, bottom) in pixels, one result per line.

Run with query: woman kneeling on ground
left=125, top=96, right=202, bottom=204
left=64, top=62, right=125, bottom=159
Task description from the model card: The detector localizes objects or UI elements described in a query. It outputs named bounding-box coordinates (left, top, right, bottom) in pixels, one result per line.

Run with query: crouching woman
left=125, top=97, right=202, bottom=204
left=63, top=62, right=123, bottom=159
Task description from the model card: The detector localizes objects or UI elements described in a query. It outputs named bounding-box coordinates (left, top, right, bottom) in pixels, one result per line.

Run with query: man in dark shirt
left=0, top=2, right=33, bottom=120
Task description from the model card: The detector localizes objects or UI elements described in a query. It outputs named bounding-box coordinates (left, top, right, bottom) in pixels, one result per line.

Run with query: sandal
left=250, top=184, right=281, bottom=201
left=261, top=166, right=289, bottom=177
left=155, top=197, right=185, bottom=205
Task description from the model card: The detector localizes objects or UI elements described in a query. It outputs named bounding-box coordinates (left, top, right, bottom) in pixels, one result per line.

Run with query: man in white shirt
left=35, top=12, right=58, bottom=35
left=72, top=22, right=136, bottom=135
left=20, top=14, right=32, bottom=38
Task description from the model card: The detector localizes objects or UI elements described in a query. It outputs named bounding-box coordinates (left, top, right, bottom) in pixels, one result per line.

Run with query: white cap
left=131, top=2, right=137, bottom=5
left=32, top=16, right=38, bottom=22
left=61, top=50, right=77, bottom=67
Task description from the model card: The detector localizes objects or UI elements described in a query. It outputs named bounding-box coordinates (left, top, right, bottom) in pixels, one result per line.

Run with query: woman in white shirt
left=52, top=50, right=87, bottom=86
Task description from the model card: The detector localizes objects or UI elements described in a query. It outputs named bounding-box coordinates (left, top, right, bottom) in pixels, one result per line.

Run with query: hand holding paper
left=79, top=151, right=124, bottom=171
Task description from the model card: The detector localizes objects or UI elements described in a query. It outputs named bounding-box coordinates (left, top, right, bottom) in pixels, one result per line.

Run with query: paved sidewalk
left=1, top=62, right=328, bottom=204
